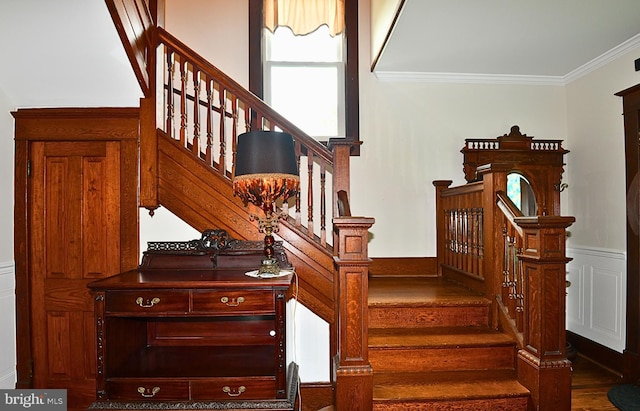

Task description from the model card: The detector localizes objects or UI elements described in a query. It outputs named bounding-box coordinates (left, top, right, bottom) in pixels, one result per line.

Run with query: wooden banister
left=434, top=126, right=573, bottom=410
left=147, top=27, right=345, bottom=248
left=434, top=168, right=574, bottom=410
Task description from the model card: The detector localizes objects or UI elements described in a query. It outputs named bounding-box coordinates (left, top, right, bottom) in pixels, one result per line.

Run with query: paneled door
left=13, top=108, right=140, bottom=411
left=29, top=141, right=123, bottom=407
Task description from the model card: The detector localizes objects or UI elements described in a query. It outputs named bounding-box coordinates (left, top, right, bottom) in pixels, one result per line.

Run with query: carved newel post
left=333, top=216, right=375, bottom=411
left=515, top=215, right=575, bottom=411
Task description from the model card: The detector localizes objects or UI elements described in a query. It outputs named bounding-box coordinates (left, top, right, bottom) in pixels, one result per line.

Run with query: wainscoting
left=566, top=247, right=626, bottom=353
left=0, top=261, right=16, bottom=388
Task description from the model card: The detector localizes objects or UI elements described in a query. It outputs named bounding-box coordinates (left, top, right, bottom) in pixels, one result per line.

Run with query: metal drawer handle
left=220, top=296, right=245, bottom=307
left=137, top=386, right=160, bottom=398
left=222, top=385, right=246, bottom=397
left=135, top=297, right=160, bottom=308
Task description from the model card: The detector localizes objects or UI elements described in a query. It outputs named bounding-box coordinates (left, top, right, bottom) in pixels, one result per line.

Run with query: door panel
left=30, top=141, right=123, bottom=409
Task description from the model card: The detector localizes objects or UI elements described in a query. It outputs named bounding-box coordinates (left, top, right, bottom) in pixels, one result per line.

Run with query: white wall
left=0, top=88, right=16, bottom=388
left=563, top=43, right=640, bottom=351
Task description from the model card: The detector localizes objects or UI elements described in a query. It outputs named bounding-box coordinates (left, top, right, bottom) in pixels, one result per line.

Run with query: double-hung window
left=249, top=0, right=359, bottom=149
left=263, top=25, right=345, bottom=139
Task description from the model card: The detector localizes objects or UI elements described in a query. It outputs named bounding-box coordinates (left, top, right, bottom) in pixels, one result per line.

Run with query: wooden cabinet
left=87, top=267, right=298, bottom=409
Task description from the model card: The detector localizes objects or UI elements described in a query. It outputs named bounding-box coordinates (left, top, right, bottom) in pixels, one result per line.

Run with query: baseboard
left=369, top=257, right=437, bottom=277
left=300, top=382, right=333, bottom=411
left=567, top=330, right=624, bottom=376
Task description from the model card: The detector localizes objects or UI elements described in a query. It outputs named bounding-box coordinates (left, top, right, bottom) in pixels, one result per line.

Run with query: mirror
left=507, top=173, right=537, bottom=216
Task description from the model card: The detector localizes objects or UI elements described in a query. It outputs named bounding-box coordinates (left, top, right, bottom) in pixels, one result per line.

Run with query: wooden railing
left=139, top=27, right=353, bottom=249
left=496, top=191, right=525, bottom=346
left=434, top=166, right=575, bottom=410
left=434, top=181, right=484, bottom=285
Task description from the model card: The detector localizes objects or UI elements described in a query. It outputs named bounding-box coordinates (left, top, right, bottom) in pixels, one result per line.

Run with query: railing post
left=333, top=216, right=374, bottom=411
left=328, top=139, right=359, bottom=218
left=139, top=96, right=158, bottom=210
left=139, top=26, right=160, bottom=210
left=433, top=180, right=453, bottom=276
left=514, top=216, right=574, bottom=411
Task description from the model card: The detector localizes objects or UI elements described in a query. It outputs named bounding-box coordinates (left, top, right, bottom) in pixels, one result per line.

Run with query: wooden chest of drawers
left=87, top=268, right=296, bottom=410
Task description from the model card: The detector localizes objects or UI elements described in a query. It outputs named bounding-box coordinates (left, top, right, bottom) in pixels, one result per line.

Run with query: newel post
left=333, top=216, right=375, bottom=411
left=433, top=180, right=453, bottom=276
left=139, top=26, right=160, bottom=210
left=515, top=216, right=575, bottom=411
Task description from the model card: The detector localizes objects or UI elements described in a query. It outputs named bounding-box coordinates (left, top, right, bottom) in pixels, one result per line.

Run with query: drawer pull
left=222, top=385, right=246, bottom=397
left=220, top=296, right=245, bottom=307
left=135, top=297, right=160, bottom=308
left=137, top=386, right=160, bottom=398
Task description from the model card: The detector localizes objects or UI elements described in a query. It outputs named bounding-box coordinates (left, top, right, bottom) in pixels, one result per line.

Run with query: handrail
left=496, top=191, right=523, bottom=237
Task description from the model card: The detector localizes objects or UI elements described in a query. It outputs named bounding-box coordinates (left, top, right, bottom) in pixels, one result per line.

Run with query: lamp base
left=258, top=258, right=281, bottom=276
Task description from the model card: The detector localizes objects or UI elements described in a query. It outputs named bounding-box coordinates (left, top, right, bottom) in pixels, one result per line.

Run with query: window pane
left=266, top=26, right=342, bottom=63
left=269, top=65, right=339, bottom=137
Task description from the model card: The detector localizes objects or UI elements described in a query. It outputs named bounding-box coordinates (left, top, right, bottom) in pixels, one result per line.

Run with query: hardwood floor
left=572, top=355, right=624, bottom=410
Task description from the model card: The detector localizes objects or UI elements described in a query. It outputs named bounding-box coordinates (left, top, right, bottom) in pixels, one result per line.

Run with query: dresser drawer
left=191, top=377, right=276, bottom=400
left=107, top=379, right=190, bottom=400
left=106, top=290, right=190, bottom=314
left=192, top=290, right=274, bottom=314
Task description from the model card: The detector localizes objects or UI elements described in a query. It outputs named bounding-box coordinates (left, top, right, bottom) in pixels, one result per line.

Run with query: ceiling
left=374, top=0, right=640, bottom=84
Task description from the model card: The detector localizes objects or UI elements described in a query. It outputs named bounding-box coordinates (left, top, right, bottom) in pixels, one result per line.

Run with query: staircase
left=368, top=276, right=530, bottom=410
left=104, top=2, right=574, bottom=409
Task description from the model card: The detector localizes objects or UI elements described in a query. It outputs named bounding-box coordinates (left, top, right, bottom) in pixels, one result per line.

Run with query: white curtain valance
left=264, top=0, right=345, bottom=36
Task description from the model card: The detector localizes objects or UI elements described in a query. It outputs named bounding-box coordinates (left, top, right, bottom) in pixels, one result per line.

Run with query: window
left=264, top=26, right=345, bottom=138
left=249, top=0, right=359, bottom=153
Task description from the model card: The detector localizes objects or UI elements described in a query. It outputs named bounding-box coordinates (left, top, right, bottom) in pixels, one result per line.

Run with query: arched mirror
left=507, top=173, right=537, bottom=216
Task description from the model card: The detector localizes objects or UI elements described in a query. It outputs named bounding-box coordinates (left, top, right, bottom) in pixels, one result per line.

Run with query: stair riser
left=369, top=346, right=515, bottom=373
left=372, top=396, right=529, bottom=411
left=369, top=305, right=489, bottom=328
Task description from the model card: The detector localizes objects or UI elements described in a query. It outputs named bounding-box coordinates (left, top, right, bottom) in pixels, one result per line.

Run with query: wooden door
left=13, top=108, right=140, bottom=411
left=29, top=141, right=122, bottom=407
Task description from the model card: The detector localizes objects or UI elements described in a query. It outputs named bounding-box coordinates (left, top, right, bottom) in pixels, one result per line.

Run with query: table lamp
left=233, top=130, right=300, bottom=276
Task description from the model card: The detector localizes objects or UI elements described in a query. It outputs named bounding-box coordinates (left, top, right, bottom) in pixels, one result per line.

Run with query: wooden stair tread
left=373, top=371, right=529, bottom=401
left=368, top=277, right=489, bottom=307
left=368, top=326, right=516, bottom=348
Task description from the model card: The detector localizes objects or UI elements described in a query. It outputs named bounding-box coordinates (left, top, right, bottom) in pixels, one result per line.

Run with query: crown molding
left=374, top=33, right=640, bottom=86
left=373, top=71, right=565, bottom=86
left=564, top=33, right=640, bottom=84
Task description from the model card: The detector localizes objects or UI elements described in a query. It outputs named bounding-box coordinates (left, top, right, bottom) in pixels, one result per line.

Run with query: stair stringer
left=155, top=132, right=336, bottom=324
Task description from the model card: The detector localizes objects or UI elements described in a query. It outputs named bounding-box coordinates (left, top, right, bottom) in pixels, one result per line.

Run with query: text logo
left=0, top=390, right=66, bottom=410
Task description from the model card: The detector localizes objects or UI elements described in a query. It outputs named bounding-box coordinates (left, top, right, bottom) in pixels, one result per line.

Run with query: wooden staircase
left=103, top=2, right=575, bottom=408
left=368, top=276, right=530, bottom=410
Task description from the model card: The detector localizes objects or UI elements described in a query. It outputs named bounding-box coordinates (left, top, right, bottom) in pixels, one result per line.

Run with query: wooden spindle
left=307, top=151, right=314, bottom=236
left=205, top=77, right=213, bottom=166
left=166, top=49, right=175, bottom=136
left=218, top=85, right=226, bottom=173
left=320, top=164, right=326, bottom=246
left=294, top=144, right=302, bottom=226
left=192, top=67, right=200, bottom=156
left=179, top=59, right=187, bottom=147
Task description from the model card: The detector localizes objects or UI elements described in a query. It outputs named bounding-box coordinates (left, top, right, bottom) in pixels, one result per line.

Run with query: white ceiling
left=374, top=0, right=640, bottom=84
